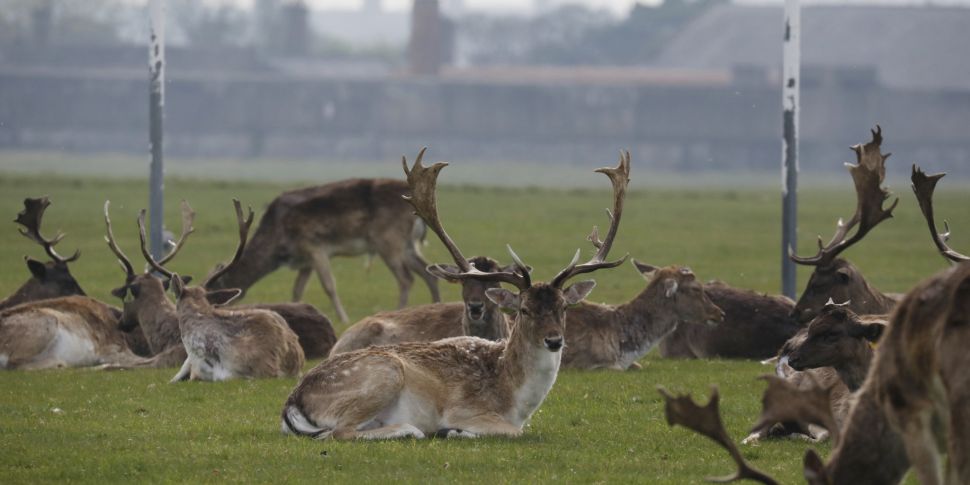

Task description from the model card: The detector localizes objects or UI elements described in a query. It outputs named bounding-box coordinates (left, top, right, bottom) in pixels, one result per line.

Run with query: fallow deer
left=105, top=201, right=335, bottom=365
left=790, top=126, right=902, bottom=323
left=280, top=149, right=627, bottom=440
left=659, top=282, right=799, bottom=360
left=166, top=200, right=305, bottom=382
left=911, top=164, right=969, bottom=264
left=201, top=178, right=442, bottom=323
left=1, top=196, right=84, bottom=310
left=329, top=255, right=515, bottom=356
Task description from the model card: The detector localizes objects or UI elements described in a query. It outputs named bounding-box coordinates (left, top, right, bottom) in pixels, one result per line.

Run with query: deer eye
left=519, top=308, right=531, bottom=317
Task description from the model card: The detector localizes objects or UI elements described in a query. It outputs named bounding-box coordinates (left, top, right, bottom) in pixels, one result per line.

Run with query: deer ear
left=206, top=288, right=242, bottom=306
left=836, top=267, right=852, bottom=284
left=632, top=259, right=658, bottom=279
left=664, top=279, right=679, bottom=298
left=803, top=449, right=829, bottom=484
left=110, top=286, right=128, bottom=299
left=25, top=257, right=47, bottom=279
left=563, top=280, right=596, bottom=305
left=426, top=264, right=462, bottom=283
left=485, top=288, right=519, bottom=314
left=170, top=273, right=186, bottom=299
left=850, top=322, right=885, bottom=343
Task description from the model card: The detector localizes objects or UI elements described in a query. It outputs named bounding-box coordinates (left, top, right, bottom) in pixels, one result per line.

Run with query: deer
left=200, top=178, right=442, bottom=323
left=660, top=262, right=970, bottom=485
left=163, top=200, right=304, bottom=382
left=329, top=254, right=516, bottom=356
left=279, top=149, right=627, bottom=440
left=789, top=126, right=902, bottom=324
left=1, top=197, right=85, bottom=311
left=104, top=200, right=334, bottom=369
left=911, top=164, right=969, bottom=265
left=658, top=282, right=799, bottom=360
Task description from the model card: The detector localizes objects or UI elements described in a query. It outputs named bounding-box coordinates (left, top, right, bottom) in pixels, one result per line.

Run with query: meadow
left=1, top=165, right=965, bottom=483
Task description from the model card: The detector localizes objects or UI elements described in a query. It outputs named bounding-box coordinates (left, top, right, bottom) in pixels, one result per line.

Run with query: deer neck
left=463, top=309, right=509, bottom=341
left=0, top=281, right=43, bottom=311
left=853, top=280, right=897, bottom=314
left=616, top=285, right=681, bottom=355
left=834, top=346, right=874, bottom=391
left=135, top=297, right=181, bottom=354
left=498, top=319, right=561, bottom=427
left=209, top=238, right=280, bottom=292
left=826, top=386, right=910, bottom=483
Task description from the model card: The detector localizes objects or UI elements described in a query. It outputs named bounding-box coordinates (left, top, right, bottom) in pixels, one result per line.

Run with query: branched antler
left=103, top=201, right=136, bottom=279
left=202, top=199, right=254, bottom=287
left=137, top=201, right=197, bottom=279
left=791, top=126, right=899, bottom=267
left=911, top=164, right=968, bottom=263
left=750, top=374, right=841, bottom=446
left=14, top=196, right=80, bottom=263
left=658, top=386, right=779, bottom=485
left=550, top=151, right=631, bottom=289
left=403, top=147, right=531, bottom=290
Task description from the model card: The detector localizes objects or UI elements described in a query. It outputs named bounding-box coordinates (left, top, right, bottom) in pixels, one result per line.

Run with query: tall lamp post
left=781, top=0, right=800, bottom=299
left=148, top=0, right=166, bottom=259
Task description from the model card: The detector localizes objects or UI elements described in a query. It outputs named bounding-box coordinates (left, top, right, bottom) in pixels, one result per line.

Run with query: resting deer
left=167, top=200, right=304, bottom=382
left=201, top=178, right=441, bottom=323
left=105, top=200, right=335, bottom=365
left=280, top=149, right=627, bottom=440
left=911, top=164, right=969, bottom=264
left=330, top=254, right=515, bottom=356
left=659, top=281, right=799, bottom=360
left=662, top=263, right=970, bottom=485
left=1, top=197, right=85, bottom=311
left=790, top=126, right=902, bottom=323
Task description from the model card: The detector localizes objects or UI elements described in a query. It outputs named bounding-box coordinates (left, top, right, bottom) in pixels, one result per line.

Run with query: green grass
left=1, top=169, right=966, bottom=483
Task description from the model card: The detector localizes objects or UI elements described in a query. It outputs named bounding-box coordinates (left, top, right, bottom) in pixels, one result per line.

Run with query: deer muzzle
left=543, top=335, right=564, bottom=352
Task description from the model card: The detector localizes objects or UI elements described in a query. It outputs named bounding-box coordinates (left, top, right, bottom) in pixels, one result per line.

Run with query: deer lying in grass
left=280, top=150, right=627, bottom=440
left=659, top=281, right=799, bottom=360
left=167, top=200, right=304, bottom=382
left=201, top=178, right=442, bottom=323
left=789, top=126, right=902, bottom=324
left=662, top=262, right=970, bottom=485
left=105, top=201, right=335, bottom=366
left=1, top=197, right=86, bottom=311
left=330, top=255, right=514, bottom=355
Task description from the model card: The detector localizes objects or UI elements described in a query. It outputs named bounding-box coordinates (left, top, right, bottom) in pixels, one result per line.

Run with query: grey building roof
left=654, top=4, right=970, bottom=91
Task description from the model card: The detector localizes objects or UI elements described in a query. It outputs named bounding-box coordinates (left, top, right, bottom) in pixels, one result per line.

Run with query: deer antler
left=103, top=201, right=136, bottom=279
left=14, top=196, right=80, bottom=263
left=658, top=386, right=779, bottom=485
left=137, top=201, right=197, bottom=279
left=791, top=125, right=899, bottom=267
left=750, top=374, right=841, bottom=446
left=403, top=147, right=531, bottom=290
left=202, top=199, right=254, bottom=287
left=911, top=164, right=969, bottom=263
left=550, top=151, right=631, bottom=289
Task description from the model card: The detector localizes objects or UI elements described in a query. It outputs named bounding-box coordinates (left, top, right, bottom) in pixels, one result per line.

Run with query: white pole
left=148, top=0, right=166, bottom=260
left=781, top=0, right=800, bottom=298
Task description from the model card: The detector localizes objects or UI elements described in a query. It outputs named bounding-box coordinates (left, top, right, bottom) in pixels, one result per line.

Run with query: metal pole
left=148, top=0, right=166, bottom=260
left=781, top=0, right=800, bottom=299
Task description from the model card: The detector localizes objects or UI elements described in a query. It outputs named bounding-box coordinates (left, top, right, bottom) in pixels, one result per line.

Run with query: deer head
left=403, top=148, right=630, bottom=353
left=790, top=126, right=899, bottom=322
left=11, top=196, right=85, bottom=301
left=632, top=260, right=725, bottom=326
left=911, top=164, right=969, bottom=264
left=782, top=304, right=884, bottom=378
left=427, top=255, right=523, bottom=338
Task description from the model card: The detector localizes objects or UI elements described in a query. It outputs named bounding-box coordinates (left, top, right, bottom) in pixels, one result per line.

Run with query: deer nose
left=543, top=336, right=563, bottom=352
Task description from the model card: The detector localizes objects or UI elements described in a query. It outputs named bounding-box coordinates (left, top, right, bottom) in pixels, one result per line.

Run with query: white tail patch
left=282, top=405, right=329, bottom=439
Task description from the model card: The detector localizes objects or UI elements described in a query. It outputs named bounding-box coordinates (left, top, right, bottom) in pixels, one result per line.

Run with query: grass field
left=1, top=166, right=965, bottom=483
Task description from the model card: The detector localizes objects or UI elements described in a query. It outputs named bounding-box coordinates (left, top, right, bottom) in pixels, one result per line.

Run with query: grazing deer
left=659, top=281, right=799, bottom=360
left=201, top=178, right=441, bottom=323
left=280, top=150, right=627, bottom=440
left=1, top=197, right=85, bottom=311
left=166, top=200, right=304, bottom=382
left=790, top=126, right=902, bottom=324
left=329, top=255, right=514, bottom=356
left=663, top=263, right=970, bottom=485
left=105, top=201, right=335, bottom=365
left=911, top=164, right=969, bottom=264
left=0, top=295, right=148, bottom=370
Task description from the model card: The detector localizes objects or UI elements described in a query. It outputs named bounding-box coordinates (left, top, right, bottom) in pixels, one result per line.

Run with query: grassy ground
left=1, top=168, right=965, bottom=483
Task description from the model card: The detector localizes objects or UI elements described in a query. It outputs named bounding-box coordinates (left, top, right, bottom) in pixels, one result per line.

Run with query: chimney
left=408, top=0, right=441, bottom=76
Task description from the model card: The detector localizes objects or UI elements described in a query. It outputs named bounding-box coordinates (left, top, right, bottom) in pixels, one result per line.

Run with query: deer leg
left=310, top=252, right=349, bottom=323
left=337, top=423, right=426, bottom=441
left=292, top=267, right=312, bottom=302
left=379, top=251, right=415, bottom=309
left=403, top=248, right=441, bottom=303
left=442, top=413, right=522, bottom=438
left=170, top=358, right=192, bottom=383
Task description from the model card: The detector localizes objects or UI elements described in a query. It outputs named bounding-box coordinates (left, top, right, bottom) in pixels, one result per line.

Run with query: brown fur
left=792, top=258, right=901, bottom=324
left=660, top=281, right=799, bottom=359
left=0, top=259, right=86, bottom=311
left=0, top=296, right=146, bottom=369
left=203, top=179, right=441, bottom=323
left=562, top=264, right=724, bottom=370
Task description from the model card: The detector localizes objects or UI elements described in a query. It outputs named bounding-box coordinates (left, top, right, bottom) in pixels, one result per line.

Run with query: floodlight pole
left=780, top=0, right=800, bottom=299
left=148, top=0, right=166, bottom=260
